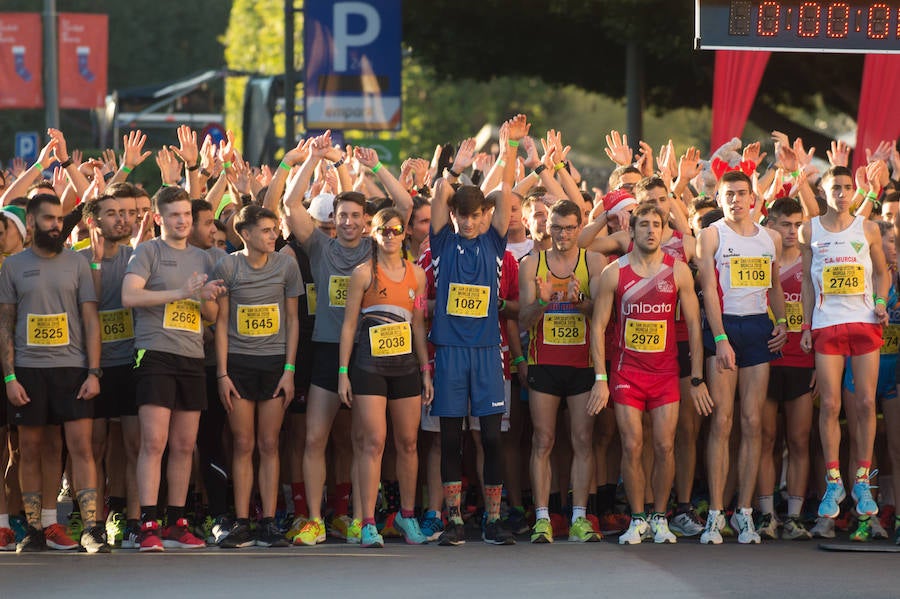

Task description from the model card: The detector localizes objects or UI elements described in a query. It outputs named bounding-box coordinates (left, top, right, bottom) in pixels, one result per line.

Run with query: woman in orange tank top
left=337, top=208, right=432, bottom=547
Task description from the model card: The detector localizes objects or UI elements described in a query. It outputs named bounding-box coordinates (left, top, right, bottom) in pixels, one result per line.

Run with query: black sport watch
left=690, top=377, right=705, bottom=387
left=88, top=367, right=103, bottom=379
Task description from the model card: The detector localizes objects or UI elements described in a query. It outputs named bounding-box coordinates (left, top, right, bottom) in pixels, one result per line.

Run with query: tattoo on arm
left=0, top=304, right=16, bottom=376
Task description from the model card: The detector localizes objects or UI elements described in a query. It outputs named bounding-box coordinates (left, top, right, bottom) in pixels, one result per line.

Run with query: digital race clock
left=696, top=1, right=900, bottom=52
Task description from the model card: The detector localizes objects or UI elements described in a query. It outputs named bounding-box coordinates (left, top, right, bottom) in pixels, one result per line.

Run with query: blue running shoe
left=394, top=512, right=428, bottom=545
left=852, top=477, right=879, bottom=516
left=360, top=523, right=384, bottom=548
left=420, top=510, right=444, bottom=542
left=818, top=479, right=846, bottom=518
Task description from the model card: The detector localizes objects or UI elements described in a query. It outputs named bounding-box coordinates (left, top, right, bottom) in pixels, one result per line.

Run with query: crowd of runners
left=0, top=116, right=898, bottom=553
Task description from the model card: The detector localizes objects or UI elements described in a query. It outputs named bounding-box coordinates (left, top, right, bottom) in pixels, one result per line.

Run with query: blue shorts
left=843, top=356, right=897, bottom=401
left=703, top=313, right=779, bottom=369
left=431, top=345, right=506, bottom=418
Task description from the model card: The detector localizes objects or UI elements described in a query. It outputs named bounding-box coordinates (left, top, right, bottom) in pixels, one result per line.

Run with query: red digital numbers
left=758, top=1, right=782, bottom=36
left=798, top=2, right=823, bottom=36
left=868, top=3, right=890, bottom=38
left=826, top=2, right=851, bottom=37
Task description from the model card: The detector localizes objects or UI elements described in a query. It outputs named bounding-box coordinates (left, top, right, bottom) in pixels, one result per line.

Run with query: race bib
left=883, top=324, right=900, bottom=355
left=785, top=301, right=803, bottom=333
left=624, top=318, right=666, bottom=353
left=542, top=313, right=586, bottom=345
left=306, top=283, right=317, bottom=315
left=328, top=276, right=349, bottom=308
left=26, top=313, right=69, bottom=346
left=822, top=264, right=865, bottom=295
left=236, top=304, right=280, bottom=337
left=99, top=308, right=134, bottom=343
left=163, top=299, right=201, bottom=333
left=447, top=283, right=489, bottom=318
left=729, top=256, right=771, bottom=288
left=368, top=322, right=412, bottom=357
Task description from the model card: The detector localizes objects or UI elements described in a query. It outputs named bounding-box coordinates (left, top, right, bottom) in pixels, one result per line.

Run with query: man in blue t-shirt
left=429, top=114, right=529, bottom=546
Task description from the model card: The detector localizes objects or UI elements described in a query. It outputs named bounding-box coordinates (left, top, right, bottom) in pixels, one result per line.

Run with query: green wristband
left=866, top=191, right=879, bottom=201
left=791, top=170, right=800, bottom=178
left=338, top=366, right=348, bottom=374
left=278, top=161, right=291, bottom=172
left=507, top=140, right=520, bottom=148
left=498, top=299, right=507, bottom=312
left=714, top=333, right=728, bottom=343
left=538, top=298, right=549, bottom=307
left=371, top=161, right=383, bottom=174
left=33, top=162, right=43, bottom=172
left=284, top=363, right=296, bottom=372
left=775, top=318, right=787, bottom=324
left=511, top=355, right=526, bottom=366
left=3, top=374, right=15, bottom=383
left=223, top=161, right=233, bottom=169
left=122, top=165, right=133, bottom=174
left=90, top=262, right=101, bottom=271
left=595, top=373, right=608, bottom=382
left=875, top=297, right=886, bottom=306
left=856, top=187, right=867, bottom=197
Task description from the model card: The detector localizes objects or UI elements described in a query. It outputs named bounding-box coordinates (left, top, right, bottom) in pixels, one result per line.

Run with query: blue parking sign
left=15, top=131, right=39, bottom=164
left=305, top=0, right=402, bottom=131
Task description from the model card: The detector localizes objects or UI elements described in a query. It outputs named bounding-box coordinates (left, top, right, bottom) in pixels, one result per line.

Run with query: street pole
left=284, top=0, right=295, bottom=147
left=625, top=41, right=643, bottom=150
left=44, top=0, right=59, bottom=130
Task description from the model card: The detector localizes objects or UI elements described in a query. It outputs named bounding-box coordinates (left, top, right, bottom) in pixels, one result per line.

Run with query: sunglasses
left=376, top=224, right=404, bottom=237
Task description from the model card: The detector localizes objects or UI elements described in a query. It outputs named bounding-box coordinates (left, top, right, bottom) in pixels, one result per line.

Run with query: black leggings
left=197, top=366, right=230, bottom=517
left=439, top=414, right=504, bottom=486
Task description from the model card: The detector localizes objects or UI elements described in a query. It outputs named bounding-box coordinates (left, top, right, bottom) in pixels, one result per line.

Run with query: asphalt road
left=2, top=533, right=900, bottom=598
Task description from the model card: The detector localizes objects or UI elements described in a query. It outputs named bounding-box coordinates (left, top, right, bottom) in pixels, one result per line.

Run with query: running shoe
left=256, top=519, right=290, bottom=548
left=852, top=477, right=879, bottom=516
left=105, top=511, right=126, bottom=547
left=531, top=518, right=553, bottom=544
left=618, top=516, right=649, bottom=545
left=16, top=526, right=47, bottom=553
left=66, top=511, right=84, bottom=544
left=139, top=520, right=164, bottom=552
left=650, top=514, right=677, bottom=544
left=781, top=516, right=812, bottom=540
left=818, top=479, right=846, bottom=518
left=439, top=521, right=466, bottom=546
left=869, top=514, right=889, bottom=540
left=730, top=510, right=761, bottom=544
left=162, top=517, right=205, bottom=549
left=482, top=518, right=515, bottom=545
left=329, top=514, right=352, bottom=540
left=850, top=516, right=873, bottom=542
left=420, top=510, right=444, bottom=542
left=810, top=516, right=836, bottom=539
left=80, top=525, right=111, bottom=553
left=346, top=518, right=362, bottom=544
left=756, top=512, right=780, bottom=540
left=395, top=512, right=428, bottom=545
left=895, top=516, right=900, bottom=546
left=293, top=517, right=326, bottom=546
left=9, top=515, right=27, bottom=543
left=45, top=522, right=79, bottom=550
left=504, top=507, right=530, bottom=536
left=285, top=515, right=308, bottom=541
left=361, top=523, right=384, bottom=548
left=121, top=521, right=141, bottom=549
left=700, top=511, right=723, bottom=545
left=218, top=520, right=255, bottom=549
left=0, top=527, right=16, bottom=551
left=568, top=516, right=602, bottom=543
left=380, top=512, right=402, bottom=538
left=669, top=507, right=705, bottom=537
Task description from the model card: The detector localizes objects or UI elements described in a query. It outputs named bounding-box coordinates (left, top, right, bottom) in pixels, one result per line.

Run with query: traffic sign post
left=15, top=131, right=40, bottom=164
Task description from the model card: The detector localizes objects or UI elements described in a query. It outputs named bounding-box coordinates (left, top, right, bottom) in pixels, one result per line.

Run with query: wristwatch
left=690, top=377, right=705, bottom=387
left=87, top=368, right=103, bottom=380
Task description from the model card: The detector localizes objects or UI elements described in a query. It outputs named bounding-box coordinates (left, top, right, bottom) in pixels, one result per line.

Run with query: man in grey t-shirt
left=282, top=132, right=412, bottom=545
left=0, top=194, right=106, bottom=553
left=122, top=187, right=225, bottom=552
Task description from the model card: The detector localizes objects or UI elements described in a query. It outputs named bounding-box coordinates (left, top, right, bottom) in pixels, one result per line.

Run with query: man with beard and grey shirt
left=122, top=186, right=225, bottom=552
left=0, top=194, right=106, bottom=553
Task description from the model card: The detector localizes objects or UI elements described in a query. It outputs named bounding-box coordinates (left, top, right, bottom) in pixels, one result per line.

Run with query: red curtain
left=853, top=55, right=900, bottom=172
left=710, top=50, right=771, bottom=152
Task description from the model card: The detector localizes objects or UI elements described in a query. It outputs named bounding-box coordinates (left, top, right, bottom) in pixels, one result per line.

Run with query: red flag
left=0, top=13, right=43, bottom=109
left=58, top=13, right=107, bottom=109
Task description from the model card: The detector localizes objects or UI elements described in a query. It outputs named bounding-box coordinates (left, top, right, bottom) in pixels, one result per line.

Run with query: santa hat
left=603, top=189, right=637, bottom=215
left=1, top=205, right=26, bottom=241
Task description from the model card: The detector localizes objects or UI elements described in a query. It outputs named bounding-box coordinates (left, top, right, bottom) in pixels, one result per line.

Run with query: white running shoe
left=700, top=510, right=724, bottom=545
left=731, top=509, right=761, bottom=544
left=650, top=514, right=677, bottom=544
left=618, top=517, right=649, bottom=545
left=810, top=516, right=836, bottom=539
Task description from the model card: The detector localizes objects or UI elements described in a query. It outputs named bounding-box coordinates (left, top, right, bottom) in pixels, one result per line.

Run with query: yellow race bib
left=27, top=313, right=69, bottom=346
left=306, top=283, right=317, bottom=315
left=163, top=300, right=201, bottom=333
left=730, top=256, right=771, bottom=288
left=447, top=283, right=489, bottom=318
left=236, top=304, right=280, bottom=337
left=785, top=301, right=803, bottom=333
left=99, top=308, right=134, bottom=343
left=542, top=313, right=586, bottom=345
left=624, top=318, right=666, bottom=353
left=883, top=324, right=900, bottom=355
left=368, top=322, right=412, bottom=357
left=822, top=264, right=865, bottom=295
left=328, top=276, right=349, bottom=308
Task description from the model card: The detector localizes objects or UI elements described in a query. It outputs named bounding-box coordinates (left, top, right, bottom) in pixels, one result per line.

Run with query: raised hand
left=604, top=130, right=632, bottom=166
left=792, top=138, right=814, bottom=170
left=450, top=138, right=477, bottom=173
left=102, top=148, right=117, bottom=174
left=546, top=129, right=570, bottom=163
left=218, top=130, right=236, bottom=165
left=354, top=146, right=381, bottom=170
left=283, top=137, right=313, bottom=167
left=47, top=128, right=69, bottom=162
left=678, top=147, right=702, bottom=182
left=473, top=152, right=495, bottom=173
left=742, top=141, right=766, bottom=167
left=637, top=141, right=654, bottom=177
left=155, top=147, right=182, bottom=186
left=171, top=124, right=199, bottom=167
left=775, top=141, right=799, bottom=173
left=867, top=139, right=894, bottom=163
left=522, top=136, right=541, bottom=170
left=827, top=139, right=850, bottom=167
left=505, top=113, right=530, bottom=141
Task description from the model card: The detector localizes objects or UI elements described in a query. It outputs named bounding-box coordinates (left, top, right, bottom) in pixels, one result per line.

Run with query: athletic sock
left=0, top=514, right=8, bottom=530
left=826, top=461, right=842, bottom=483
left=443, top=482, right=463, bottom=525
left=787, top=496, right=804, bottom=518
left=676, top=502, right=692, bottom=514
left=758, top=495, right=775, bottom=515
left=485, top=485, right=502, bottom=522
left=571, top=506, right=586, bottom=523
left=400, top=508, right=415, bottom=519
left=632, top=511, right=647, bottom=521
left=535, top=507, right=550, bottom=521
left=166, top=505, right=185, bottom=525
left=140, top=505, right=158, bottom=524
left=855, top=461, right=871, bottom=482
left=362, top=517, right=376, bottom=527
left=41, top=508, right=56, bottom=529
